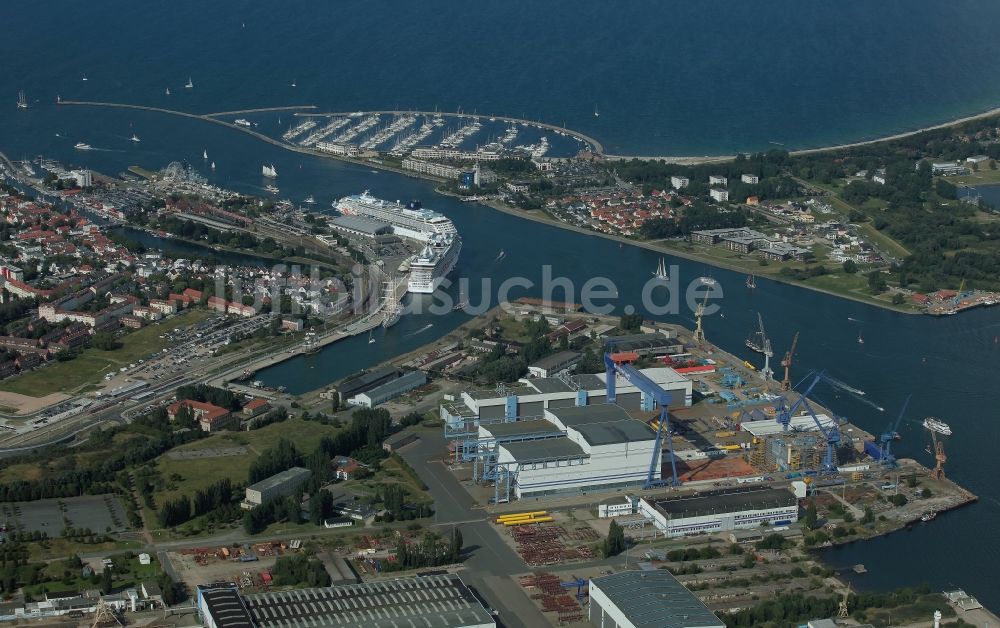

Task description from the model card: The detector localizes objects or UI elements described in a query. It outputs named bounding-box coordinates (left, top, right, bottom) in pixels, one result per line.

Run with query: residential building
left=709, top=188, right=729, bottom=202
left=167, top=399, right=236, bottom=433
left=741, top=174, right=759, bottom=184
left=708, top=175, right=728, bottom=186
left=670, top=176, right=689, bottom=190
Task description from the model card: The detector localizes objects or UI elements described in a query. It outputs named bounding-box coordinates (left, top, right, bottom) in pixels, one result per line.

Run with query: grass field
left=0, top=309, right=215, bottom=397
left=151, top=418, right=342, bottom=510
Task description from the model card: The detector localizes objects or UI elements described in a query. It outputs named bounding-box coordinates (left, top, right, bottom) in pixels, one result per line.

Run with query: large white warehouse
left=638, top=487, right=799, bottom=538
left=442, top=367, right=692, bottom=426
left=485, top=404, right=661, bottom=499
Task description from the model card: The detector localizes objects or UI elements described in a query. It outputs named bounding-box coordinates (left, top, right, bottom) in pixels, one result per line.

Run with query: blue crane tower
left=772, top=370, right=842, bottom=475
left=604, top=350, right=678, bottom=488
left=876, top=394, right=911, bottom=468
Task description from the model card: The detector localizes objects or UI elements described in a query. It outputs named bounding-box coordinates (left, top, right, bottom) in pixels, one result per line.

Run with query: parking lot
left=0, top=494, right=129, bottom=535
left=103, top=313, right=274, bottom=388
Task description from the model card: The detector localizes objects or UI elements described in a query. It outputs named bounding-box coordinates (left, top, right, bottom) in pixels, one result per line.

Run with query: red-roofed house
left=242, top=398, right=271, bottom=419
left=167, top=399, right=236, bottom=432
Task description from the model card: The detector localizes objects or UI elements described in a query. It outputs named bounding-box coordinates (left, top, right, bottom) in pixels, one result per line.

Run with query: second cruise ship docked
left=335, top=192, right=460, bottom=294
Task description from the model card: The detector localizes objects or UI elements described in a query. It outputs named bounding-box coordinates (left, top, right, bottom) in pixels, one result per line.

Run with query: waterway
left=3, top=0, right=1000, bottom=608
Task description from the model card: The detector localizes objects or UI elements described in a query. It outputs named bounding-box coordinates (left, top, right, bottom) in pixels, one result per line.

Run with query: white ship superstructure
left=336, top=192, right=457, bottom=242
left=336, top=192, right=460, bottom=294
left=923, top=417, right=952, bottom=436
left=408, top=233, right=461, bottom=294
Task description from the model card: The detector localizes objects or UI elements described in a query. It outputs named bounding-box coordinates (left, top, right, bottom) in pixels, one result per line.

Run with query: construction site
left=438, top=302, right=976, bottom=545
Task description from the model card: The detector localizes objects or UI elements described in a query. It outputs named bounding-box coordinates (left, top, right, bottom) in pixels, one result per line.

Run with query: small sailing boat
left=210, top=161, right=216, bottom=170
left=303, top=195, right=316, bottom=204
left=130, top=134, right=141, bottom=143
left=652, top=257, right=669, bottom=282
left=495, top=249, right=506, bottom=261
left=203, top=149, right=208, bottom=159
left=185, top=77, right=194, bottom=89
left=368, top=329, right=375, bottom=344
left=290, top=79, right=297, bottom=88
left=746, top=274, right=756, bottom=289
left=858, top=332, right=864, bottom=345
left=594, top=104, right=599, bottom=118
left=16, top=91, right=28, bottom=110
left=262, top=164, right=277, bottom=178
left=165, top=87, right=171, bottom=95
left=81, top=75, right=88, bottom=81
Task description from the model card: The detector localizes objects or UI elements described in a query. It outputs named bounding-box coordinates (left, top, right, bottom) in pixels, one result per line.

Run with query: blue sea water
left=4, top=0, right=1000, bottom=611
left=7, top=0, right=1000, bottom=155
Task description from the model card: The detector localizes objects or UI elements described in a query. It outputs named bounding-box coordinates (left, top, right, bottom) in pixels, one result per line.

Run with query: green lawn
left=151, top=418, right=342, bottom=512
left=0, top=309, right=215, bottom=397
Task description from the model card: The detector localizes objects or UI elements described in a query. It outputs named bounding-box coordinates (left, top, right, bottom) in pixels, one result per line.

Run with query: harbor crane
left=604, top=349, right=679, bottom=488
left=780, top=331, right=799, bottom=391
left=877, top=394, right=910, bottom=468
left=756, top=313, right=774, bottom=383
left=773, top=370, right=842, bottom=474
left=930, top=430, right=947, bottom=480
left=692, top=291, right=709, bottom=345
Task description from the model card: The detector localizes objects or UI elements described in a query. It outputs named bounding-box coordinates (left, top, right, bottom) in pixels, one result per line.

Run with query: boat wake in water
left=824, top=375, right=866, bottom=396
left=407, top=323, right=433, bottom=337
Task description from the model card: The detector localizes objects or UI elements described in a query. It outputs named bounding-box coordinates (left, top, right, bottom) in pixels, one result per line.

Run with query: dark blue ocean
left=5, top=0, right=1000, bottom=610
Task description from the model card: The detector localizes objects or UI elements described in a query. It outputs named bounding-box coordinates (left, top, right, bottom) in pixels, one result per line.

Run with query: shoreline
left=464, top=195, right=918, bottom=315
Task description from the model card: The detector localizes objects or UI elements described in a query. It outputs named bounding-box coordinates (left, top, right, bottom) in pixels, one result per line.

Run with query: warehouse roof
left=243, top=573, right=494, bottom=628
left=482, top=419, right=564, bottom=438
left=653, top=488, right=797, bottom=519
left=337, top=367, right=401, bottom=396
left=608, top=333, right=683, bottom=353
left=549, top=404, right=655, bottom=446
left=528, top=350, right=581, bottom=371
left=501, top=437, right=586, bottom=462
left=527, top=378, right=575, bottom=394
left=329, top=215, right=392, bottom=236
left=591, top=570, right=724, bottom=628
left=198, top=584, right=255, bottom=628
left=246, top=467, right=312, bottom=494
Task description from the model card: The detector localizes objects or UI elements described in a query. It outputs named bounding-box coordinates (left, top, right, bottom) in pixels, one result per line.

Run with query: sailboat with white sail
left=185, top=77, right=194, bottom=89
left=652, top=257, right=669, bottom=281
left=262, top=164, right=277, bottom=178
left=16, top=91, right=27, bottom=110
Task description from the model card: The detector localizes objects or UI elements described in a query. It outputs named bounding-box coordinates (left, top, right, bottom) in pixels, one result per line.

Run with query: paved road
left=399, top=429, right=550, bottom=628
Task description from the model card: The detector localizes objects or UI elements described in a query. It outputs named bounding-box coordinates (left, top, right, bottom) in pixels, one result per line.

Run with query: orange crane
left=931, top=431, right=947, bottom=480
left=780, top=332, right=799, bottom=391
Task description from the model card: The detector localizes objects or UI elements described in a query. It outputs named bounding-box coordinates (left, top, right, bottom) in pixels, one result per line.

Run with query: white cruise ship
left=408, top=233, right=461, bottom=294
left=335, top=191, right=457, bottom=243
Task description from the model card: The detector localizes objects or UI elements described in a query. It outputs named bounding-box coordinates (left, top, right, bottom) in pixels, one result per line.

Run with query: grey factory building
left=589, top=570, right=724, bottom=628
left=242, top=467, right=312, bottom=509
left=199, top=574, right=495, bottom=628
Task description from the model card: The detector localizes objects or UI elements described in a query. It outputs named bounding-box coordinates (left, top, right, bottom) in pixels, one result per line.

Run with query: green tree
left=867, top=270, right=888, bottom=294
left=803, top=500, right=818, bottom=530
left=100, top=566, right=113, bottom=595
left=604, top=520, right=626, bottom=557
left=448, top=527, right=464, bottom=562
left=842, top=259, right=858, bottom=274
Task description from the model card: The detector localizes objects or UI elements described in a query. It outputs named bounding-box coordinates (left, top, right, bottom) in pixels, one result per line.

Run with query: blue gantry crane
left=560, top=577, right=588, bottom=599
left=772, top=370, right=841, bottom=474
left=876, top=394, right=911, bottom=468
left=604, top=350, right=678, bottom=488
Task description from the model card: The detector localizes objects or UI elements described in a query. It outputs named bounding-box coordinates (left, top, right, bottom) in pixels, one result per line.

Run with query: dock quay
left=294, top=109, right=605, bottom=155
